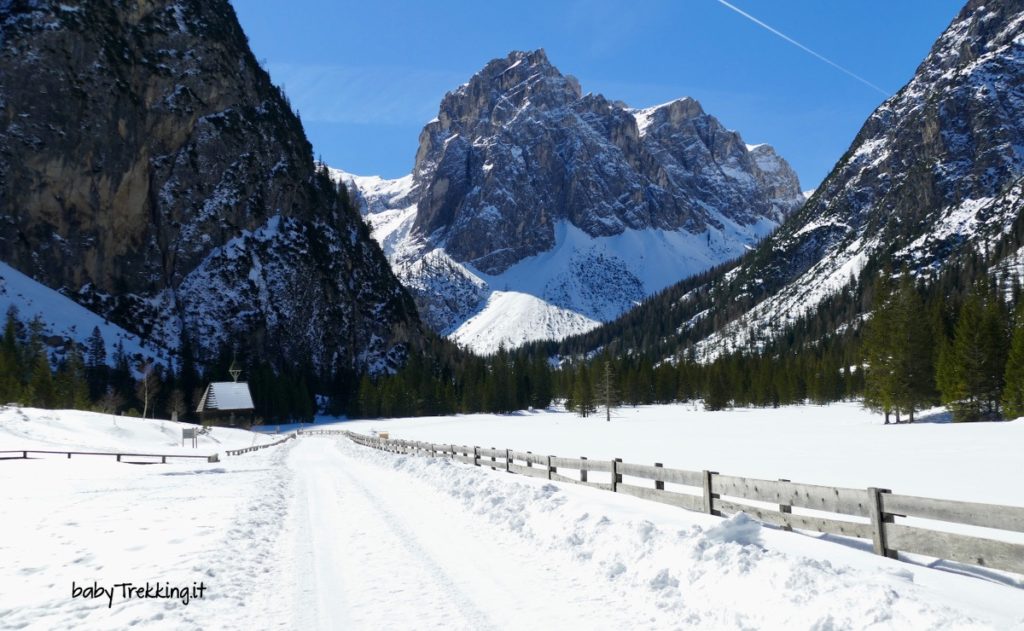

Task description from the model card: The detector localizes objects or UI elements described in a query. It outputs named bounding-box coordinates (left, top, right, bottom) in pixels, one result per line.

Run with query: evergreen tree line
left=549, top=269, right=1024, bottom=423
left=352, top=343, right=554, bottom=418
left=553, top=344, right=865, bottom=416
left=0, top=306, right=320, bottom=423
left=864, top=272, right=1024, bottom=422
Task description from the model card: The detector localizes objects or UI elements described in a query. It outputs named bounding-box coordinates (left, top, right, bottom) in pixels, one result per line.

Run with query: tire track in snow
left=321, top=437, right=634, bottom=628
left=288, top=438, right=494, bottom=630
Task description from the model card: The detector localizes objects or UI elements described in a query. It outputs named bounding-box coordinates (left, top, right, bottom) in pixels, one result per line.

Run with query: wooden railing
left=224, top=433, right=296, bottom=456
left=1, top=432, right=298, bottom=463
left=0, top=449, right=218, bottom=464
left=337, top=431, right=1024, bottom=577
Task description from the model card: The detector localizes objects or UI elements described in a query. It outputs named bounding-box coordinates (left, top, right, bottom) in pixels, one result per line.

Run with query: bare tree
left=135, top=360, right=160, bottom=419
left=593, top=360, right=620, bottom=422
left=97, top=386, right=124, bottom=426
left=168, top=388, right=186, bottom=422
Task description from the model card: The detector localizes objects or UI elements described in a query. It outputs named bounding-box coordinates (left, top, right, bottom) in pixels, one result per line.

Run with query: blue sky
left=230, top=0, right=964, bottom=190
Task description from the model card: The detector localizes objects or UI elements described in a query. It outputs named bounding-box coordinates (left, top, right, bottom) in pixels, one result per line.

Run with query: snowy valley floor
left=1, top=404, right=1023, bottom=629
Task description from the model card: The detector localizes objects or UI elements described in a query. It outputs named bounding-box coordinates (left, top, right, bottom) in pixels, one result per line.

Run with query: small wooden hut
left=196, top=364, right=255, bottom=428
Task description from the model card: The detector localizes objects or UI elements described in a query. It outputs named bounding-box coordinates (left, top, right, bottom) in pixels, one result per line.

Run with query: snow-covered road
left=286, top=437, right=636, bottom=630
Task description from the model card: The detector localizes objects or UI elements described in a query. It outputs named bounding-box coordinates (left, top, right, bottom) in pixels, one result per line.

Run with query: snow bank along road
left=4, top=428, right=1024, bottom=629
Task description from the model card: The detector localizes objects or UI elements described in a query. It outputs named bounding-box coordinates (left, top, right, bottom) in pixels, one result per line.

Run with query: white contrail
left=714, top=0, right=889, bottom=97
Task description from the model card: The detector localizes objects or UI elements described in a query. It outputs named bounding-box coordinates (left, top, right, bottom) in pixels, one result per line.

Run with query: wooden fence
left=1, top=432, right=297, bottom=463
left=224, top=433, right=296, bottom=456
left=337, top=431, right=1024, bottom=577
left=0, top=449, right=218, bottom=464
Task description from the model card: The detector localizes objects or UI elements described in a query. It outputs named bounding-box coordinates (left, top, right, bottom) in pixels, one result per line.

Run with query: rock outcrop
left=0, top=0, right=420, bottom=373
left=340, top=49, right=802, bottom=353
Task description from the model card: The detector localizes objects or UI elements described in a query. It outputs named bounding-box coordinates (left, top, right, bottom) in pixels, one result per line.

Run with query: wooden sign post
left=182, top=427, right=198, bottom=448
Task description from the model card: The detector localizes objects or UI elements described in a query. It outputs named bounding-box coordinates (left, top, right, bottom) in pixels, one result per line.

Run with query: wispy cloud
left=712, top=0, right=889, bottom=97
left=267, top=63, right=466, bottom=126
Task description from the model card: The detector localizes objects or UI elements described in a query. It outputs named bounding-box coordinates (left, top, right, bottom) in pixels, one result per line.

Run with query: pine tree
left=26, top=351, right=55, bottom=408
left=0, top=308, right=21, bottom=403
left=864, top=274, right=937, bottom=422
left=86, top=327, right=106, bottom=368
left=1002, top=301, right=1024, bottom=419
left=980, top=294, right=1010, bottom=416
left=56, top=343, right=89, bottom=410
left=891, top=276, right=935, bottom=422
left=863, top=273, right=897, bottom=422
left=704, top=363, right=730, bottom=411
left=940, top=287, right=1008, bottom=421
left=573, top=364, right=595, bottom=417
left=356, top=374, right=378, bottom=418
left=0, top=345, right=19, bottom=403
left=562, top=366, right=577, bottom=412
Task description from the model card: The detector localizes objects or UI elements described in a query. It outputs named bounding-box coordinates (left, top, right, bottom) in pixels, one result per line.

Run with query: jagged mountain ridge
left=0, top=0, right=421, bottom=373
left=554, top=0, right=1024, bottom=362
left=338, top=49, right=803, bottom=353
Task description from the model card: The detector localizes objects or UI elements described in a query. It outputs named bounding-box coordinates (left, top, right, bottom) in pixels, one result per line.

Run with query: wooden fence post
left=474, top=446, right=480, bottom=467
left=491, top=447, right=496, bottom=469
left=612, top=458, right=622, bottom=492
left=547, top=455, right=554, bottom=480
left=505, top=448, right=511, bottom=473
left=654, top=463, right=664, bottom=490
left=526, top=451, right=532, bottom=468
left=580, top=456, right=588, bottom=483
left=779, top=478, right=792, bottom=531
left=702, top=470, right=719, bottom=516
left=868, top=487, right=897, bottom=559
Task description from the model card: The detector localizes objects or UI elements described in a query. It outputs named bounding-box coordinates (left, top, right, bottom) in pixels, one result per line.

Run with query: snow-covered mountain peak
left=338, top=49, right=803, bottom=353
left=431, top=49, right=580, bottom=134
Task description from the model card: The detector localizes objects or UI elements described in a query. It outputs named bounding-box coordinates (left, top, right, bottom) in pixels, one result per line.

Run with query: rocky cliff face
left=562, top=0, right=1024, bottom=361
left=409, top=49, right=803, bottom=276
left=341, top=50, right=803, bottom=352
left=0, top=0, right=420, bottom=373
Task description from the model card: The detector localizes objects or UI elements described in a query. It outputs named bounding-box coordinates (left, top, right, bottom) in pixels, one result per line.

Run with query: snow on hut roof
left=197, top=382, right=254, bottom=412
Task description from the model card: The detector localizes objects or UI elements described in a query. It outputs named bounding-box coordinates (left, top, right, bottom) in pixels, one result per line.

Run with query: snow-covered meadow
left=1, top=402, right=1022, bottom=629
left=0, top=408, right=288, bottom=629
left=340, top=402, right=1024, bottom=506
left=0, top=406, right=276, bottom=454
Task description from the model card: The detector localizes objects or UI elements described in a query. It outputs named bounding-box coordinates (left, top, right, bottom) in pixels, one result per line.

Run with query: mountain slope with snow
left=334, top=50, right=802, bottom=353
left=0, top=1, right=422, bottom=376
left=556, top=0, right=1024, bottom=362
left=0, top=262, right=169, bottom=366
left=694, top=0, right=1024, bottom=359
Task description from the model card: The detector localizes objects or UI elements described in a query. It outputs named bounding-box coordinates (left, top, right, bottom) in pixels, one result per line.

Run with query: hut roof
left=197, top=382, right=254, bottom=413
